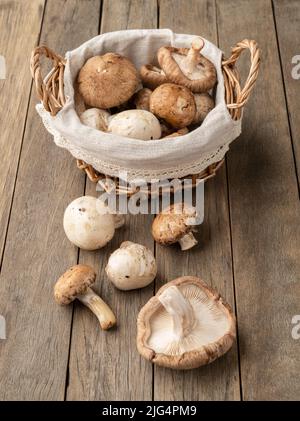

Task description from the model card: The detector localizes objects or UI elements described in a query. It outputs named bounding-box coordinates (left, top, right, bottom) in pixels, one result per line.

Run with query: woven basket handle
left=222, top=39, right=260, bottom=120
left=30, top=46, right=66, bottom=116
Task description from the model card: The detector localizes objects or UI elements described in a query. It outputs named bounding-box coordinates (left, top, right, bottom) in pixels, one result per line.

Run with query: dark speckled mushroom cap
left=54, top=264, right=96, bottom=305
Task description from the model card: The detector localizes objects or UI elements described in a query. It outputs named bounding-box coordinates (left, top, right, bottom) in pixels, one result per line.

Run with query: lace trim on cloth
left=37, top=104, right=230, bottom=181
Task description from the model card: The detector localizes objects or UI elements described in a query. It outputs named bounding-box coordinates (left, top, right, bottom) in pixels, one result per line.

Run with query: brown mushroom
left=192, top=93, right=215, bottom=125
left=133, top=88, right=152, bottom=111
left=137, top=276, right=236, bottom=369
left=140, top=64, right=169, bottom=90
left=54, top=265, right=116, bottom=330
left=78, top=53, right=139, bottom=109
left=157, top=38, right=217, bottom=93
left=162, top=127, right=189, bottom=139
left=150, top=83, right=196, bottom=129
left=152, top=203, right=198, bottom=250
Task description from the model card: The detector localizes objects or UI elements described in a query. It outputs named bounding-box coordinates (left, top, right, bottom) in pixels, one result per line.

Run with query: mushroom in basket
left=63, top=196, right=125, bottom=251
left=137, top=276, right=236, bottom=369
left=54, top=265, right=116, bottom=330
left=151, top=203, right=199, bottom=251
left=78, top=53, right=139, bottom=109
left=140, top=64, right=169, bottom=90
left=157, top=38, right=217, bottom=93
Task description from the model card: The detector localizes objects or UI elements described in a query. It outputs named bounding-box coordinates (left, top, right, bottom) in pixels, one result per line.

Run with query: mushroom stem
left=185, top=38, right=204, bottom=73
left=179, top=232, right=198, bottom=251
left=77, top=287, right=116, bottom=330
left=159, top=286, right=195, bottom=340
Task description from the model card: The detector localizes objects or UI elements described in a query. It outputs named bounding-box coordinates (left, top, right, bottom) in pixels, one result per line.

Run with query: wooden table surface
left=0, top=0, right=299, bottom=401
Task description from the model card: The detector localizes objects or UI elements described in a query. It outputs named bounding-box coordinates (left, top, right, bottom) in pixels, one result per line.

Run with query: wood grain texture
left=0, top=0, right=100, bottom=400
left=0, top=0, right=45, bottom=267
left=217, top=0, right=300, bottom=400
left=66, top=0, right=157, bottom=401
left=273, top=0, right=300, bottom=184
left=154, top=0, right=240, bottom=401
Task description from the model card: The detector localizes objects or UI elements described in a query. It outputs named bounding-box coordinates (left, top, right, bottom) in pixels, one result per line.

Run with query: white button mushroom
left=80, top=108, right=111, bottom=131
left=63, top=196, right=124, bottom=250
left=105, top=241, right=157, bottom=290
left=108, top=109, right=161, bottom=140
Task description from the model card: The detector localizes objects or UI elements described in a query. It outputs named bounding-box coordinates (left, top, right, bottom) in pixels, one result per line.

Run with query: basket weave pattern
left=30, top=40, right=260, bottom=194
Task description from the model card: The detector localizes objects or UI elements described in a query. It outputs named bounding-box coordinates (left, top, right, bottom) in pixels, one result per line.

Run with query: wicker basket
left=30, top=38, right=260, bottom=196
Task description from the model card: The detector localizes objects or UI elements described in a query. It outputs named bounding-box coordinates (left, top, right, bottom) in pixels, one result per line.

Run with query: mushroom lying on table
left=54, top=265, right=116, bottom=330
left=78, top=53, right=139, bottom=109
left=106, top=241, right=157, bottom=291
left=137, top=276, right=236, bottom=369
left=157, top=38, right=217, bottom=93
left=150, top=83, right=196, bottom=129
left=152, top=203, right=199, bottom=251
left=63, top=196, right=125, bottom=250
left=140, top=64, right=169, bottom=90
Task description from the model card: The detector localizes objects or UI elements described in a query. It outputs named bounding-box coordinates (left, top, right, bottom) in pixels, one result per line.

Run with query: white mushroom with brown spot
left=151, top=203, right=199, bottom=250
left=157, top=38, right=217, bottom=93
left=78, top=53, right=140, bottom=109
left=54, top=264, right=116, bottom=330
left=63, top=196, right=125, bottom=250
left=80, top=108, right=111, bottom=131
left=108, top=109, right=161, bottom=140
left=137, top=276, right=236, bottom=369
left=105, top=241, right=157, bottom=291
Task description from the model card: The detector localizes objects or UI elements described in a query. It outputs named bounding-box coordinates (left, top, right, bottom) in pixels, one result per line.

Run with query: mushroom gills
left=147, top=284, right=231, bottom=356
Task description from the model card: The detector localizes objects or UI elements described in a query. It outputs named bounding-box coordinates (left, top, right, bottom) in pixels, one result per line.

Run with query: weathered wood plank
left=0, top=0, right=101, bottom=400
left=273, top=0, right=300, bottom=183
left=154, top=0, right=240, bottom=401
left=0, top=0, right=45, bottom=267
left=66, top=0, right=157, bottom=400
left=217, top=0, right=300, bottom=400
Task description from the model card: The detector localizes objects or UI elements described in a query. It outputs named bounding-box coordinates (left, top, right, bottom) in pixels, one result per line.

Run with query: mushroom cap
left=78, top=53, right=139, bottom=109
left=150, top=83, right=196, bottom=129
left=108, top=109, right=161, bottom=140
left=133, top=88, right=152, bottom=111
left=192, top=93, right=215, bottom=124
left=137, top=276, right=236, bottom=369
left=105, top=241, right=157, bottom=291
left=157, top=40, right=217, bottom=93
left=140, top=64, right=169, bottom=90
left=54, top=265, right=96, bottom=305
left=80, top=108, right=111, bottom=131
left=151, top=203, right=197, bottom=245
left=63, top=196, right=115, bottom=250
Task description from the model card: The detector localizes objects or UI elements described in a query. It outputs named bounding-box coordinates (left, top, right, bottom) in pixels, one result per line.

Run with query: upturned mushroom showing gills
left=150, top=83, right=196, bottom=129
left=152, top=203, right=198, bottom=251
left=140, top=64, right=169, bottom=90
left=105, top=241, right=157, bottom=291
left=54, top=265, right=116, bottom=330
left=137, top=276, right=236, bottom=369
left=108, top=110, right=161, bottom=140
left=157, top=38, right=217, bottom=93
left=63, top=196, right=124, bottom=250
left=78, top=53, right=139, bottom=109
